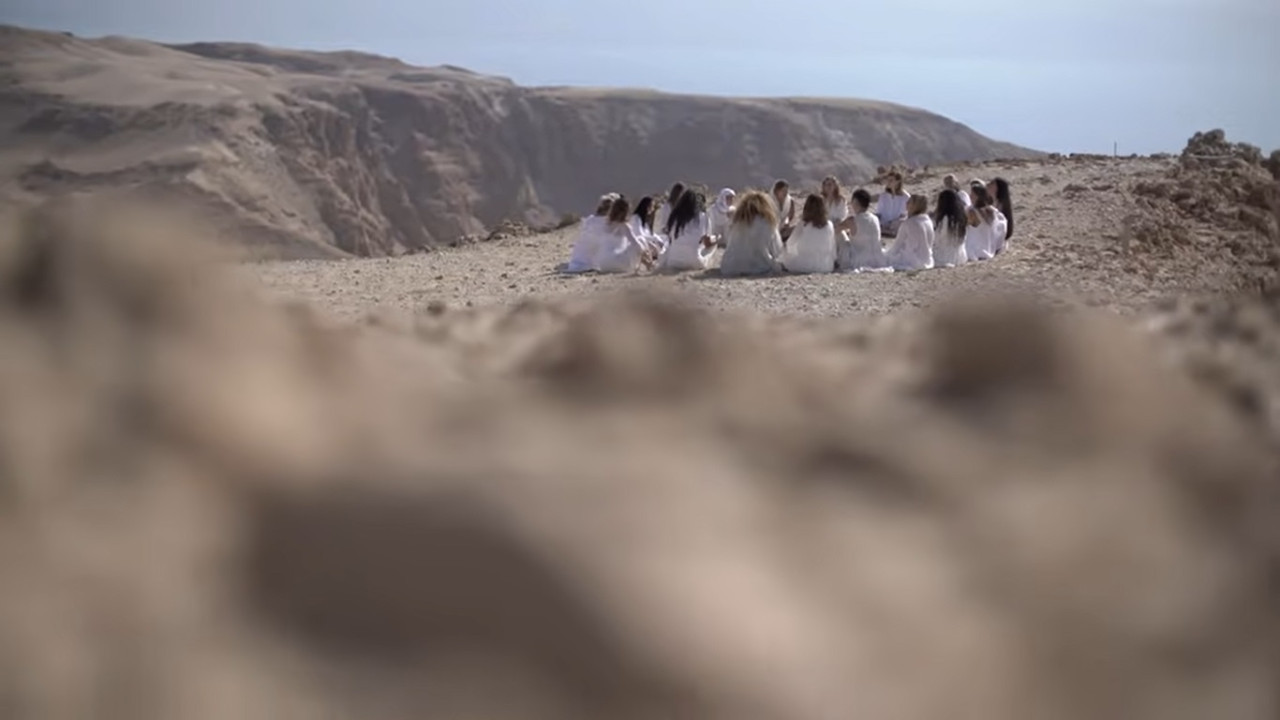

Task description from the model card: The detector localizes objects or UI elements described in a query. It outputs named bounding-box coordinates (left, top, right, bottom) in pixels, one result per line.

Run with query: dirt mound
left=0, top=24, right=1039, bottom=259
left=1, top=198, right=1276, bottom=719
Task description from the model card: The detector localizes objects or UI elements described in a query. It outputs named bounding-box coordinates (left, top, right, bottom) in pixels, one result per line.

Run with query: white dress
left=840, top=211, right=887, bottom=271
left=708, top=189, right=736, bottom=240
left=875, top=192, right=910, bottom=232
left=886, top=214, right=935, bottom=271
left=990, top=210, right=1009, bottom=256
left=783, top=221, right=836, bottom=274
left=595, top=222, right=649, bottom=273
left=771, top=194, right=795, bottom=228
left=932, top=216, right=969, bottom=268
left=564, top=215, right=606, bottom=273
left=658, top=212, right=715, bottom=271
left=825, top=197, right=849, bottom=224
left=964, top=210, right=996, bottom=261
left=628, top=215, right=665, bottom=254
left=720, top=219, right=784, bottom=277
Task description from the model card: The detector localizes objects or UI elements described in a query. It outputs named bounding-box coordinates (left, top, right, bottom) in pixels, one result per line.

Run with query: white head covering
left=714, top=188, right=735, bottom=212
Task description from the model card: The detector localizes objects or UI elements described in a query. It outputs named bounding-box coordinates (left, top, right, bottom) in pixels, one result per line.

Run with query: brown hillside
left=0, top=24, right=1039, bottom=259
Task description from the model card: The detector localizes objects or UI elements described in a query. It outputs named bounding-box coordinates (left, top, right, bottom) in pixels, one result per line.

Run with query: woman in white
left=886, top=194, right=935, bottom=271
left=836, top=188, right=887, bottom=271
left=931, top=189, right=969, bottom=267
left=629, top=196, right=665, bottom=254
left=594, top=196, right=654, bottom=273
left=653, top=181, right=684, bottom=242
left=943, top=174, right=972, bottom=209
left=657, top=189, right=716, bottom=271
left=708, top=188, right=736, bottom=243
left=564, top=194, right=615, bottom=273
left=720, top=190, right=784, bottom=277
left=875, top=171, right=910, bottom=236
left=783, top=194, right=836, bottom=273
left=988, top=177, right=1014, bottom=256
left=964, top=185, right=998, bottom=261
left=771, top=179, right=797, bottom=242
left=820, top=176, right=849, bottom=224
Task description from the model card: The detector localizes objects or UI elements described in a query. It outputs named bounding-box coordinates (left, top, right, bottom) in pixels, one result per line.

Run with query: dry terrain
left=0, top=124, right=1277, bottom=720
left=0, top=24, right=1036, bottom=259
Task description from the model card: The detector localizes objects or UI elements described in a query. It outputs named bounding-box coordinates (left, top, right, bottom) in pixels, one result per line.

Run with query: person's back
left=720, top=191, right=784, bottom=277
left=886, top=195, right=934, bottom=271
left=565, top=212, right=609, bottom=273
left=933, top=216, right=968, bottom=267
left=783, top=194, right=836, bottom=274
left=596, top=197, right=650, bottom=273
left=964, top=186, right=997, bottom=262
left=658, top=191, right=715, bottom=271
left=838, top=189, right=887, bottom=271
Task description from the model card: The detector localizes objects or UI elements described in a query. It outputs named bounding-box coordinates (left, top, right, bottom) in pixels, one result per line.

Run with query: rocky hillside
left=0, top=24, right=1040, bottom=259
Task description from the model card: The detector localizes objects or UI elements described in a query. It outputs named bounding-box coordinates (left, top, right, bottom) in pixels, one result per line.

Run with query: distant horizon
left=3, top=0, right=1277, bottom=156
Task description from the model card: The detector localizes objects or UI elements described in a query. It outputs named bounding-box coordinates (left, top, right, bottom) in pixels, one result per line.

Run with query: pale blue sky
left=4, top=0, right=1277, bottom=154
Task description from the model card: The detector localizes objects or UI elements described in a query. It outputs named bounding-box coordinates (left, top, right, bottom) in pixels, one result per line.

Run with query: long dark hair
left=665, top=189, right=700, bottom=238
left=606, top=196, right=630, bottom=224
left=633, top=196, right=654, bottom=231
left=666, top=182, right=686, bottom=206
left=932, top=189, right=968, bottom=239
left=992, top=177, right=1014, bottom=239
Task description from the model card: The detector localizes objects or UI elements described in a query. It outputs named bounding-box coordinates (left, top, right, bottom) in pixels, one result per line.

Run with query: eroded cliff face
left=0, top=26, right=1040, bottom=258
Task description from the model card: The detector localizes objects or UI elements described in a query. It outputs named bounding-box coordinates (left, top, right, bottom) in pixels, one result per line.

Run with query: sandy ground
left=1, top=140, right=1278, bottom=720
left=249, top=157, right=1248, bottom=321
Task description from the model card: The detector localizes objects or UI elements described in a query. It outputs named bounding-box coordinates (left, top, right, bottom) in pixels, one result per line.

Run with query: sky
left=3, top=0, right=1278, bottom=155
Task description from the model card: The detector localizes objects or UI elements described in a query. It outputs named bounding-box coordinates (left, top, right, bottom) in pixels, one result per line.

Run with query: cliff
left=0, top=24, right=1040, bottom=258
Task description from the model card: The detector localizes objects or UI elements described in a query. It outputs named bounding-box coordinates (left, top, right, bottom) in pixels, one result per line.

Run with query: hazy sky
left=4, top=0, right=1278, bottom=154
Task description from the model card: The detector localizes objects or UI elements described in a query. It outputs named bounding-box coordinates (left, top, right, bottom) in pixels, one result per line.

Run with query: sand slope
left=0, top=24, right=1038, bottom=259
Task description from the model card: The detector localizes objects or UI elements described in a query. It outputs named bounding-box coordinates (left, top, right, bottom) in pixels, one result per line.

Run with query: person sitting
left=931, top=189, right=969, bottom=267
left=629, top=196, right=666, bottom=254
left=595, top=196, right=655, bottom=273
left=988, top=177, right=1014, bottom=254
left=821, top=176, right=849, bottom=224
left=964, top=184, right=998, bottom=261
left=770, top=179, right=797, bottom=242
left=836, top=188, right=887, bottom=271
left=564, top=194, right=615, bottom=273
left=783, top=194, right=836, bottom=274
left=875, top=171, right=910, bottom=237
left=886, top=194, right=935, bottom=271
left=943, top=174, right=972, bottom=208
left=720, top=190, right=785, bottom=277
left=654, top=181, right=685, bottom=242
left=657, top=189, right=716, bottom=271
left=708, top=188, right=737, bottom=246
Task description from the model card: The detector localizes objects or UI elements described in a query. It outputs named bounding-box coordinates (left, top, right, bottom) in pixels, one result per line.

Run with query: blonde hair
left=908, top=194, right=929, bottom=216
left=731, top=190, right=779, bottom=228
left=821, top=176, right=843, bottom=201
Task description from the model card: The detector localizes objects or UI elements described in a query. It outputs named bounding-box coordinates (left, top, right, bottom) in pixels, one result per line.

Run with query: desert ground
left=3, top=32, right=1280, bottom=713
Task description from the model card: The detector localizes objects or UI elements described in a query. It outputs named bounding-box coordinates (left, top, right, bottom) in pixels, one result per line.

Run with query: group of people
left=562, top=171, right=1015, bottom=277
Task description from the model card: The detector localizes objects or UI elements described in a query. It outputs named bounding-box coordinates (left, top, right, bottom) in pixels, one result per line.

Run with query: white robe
left=887, top=214, right=935, bottom=271
left=825, top=197, right=850, bottom=224
left=770, top=194, right=796, bottom=228
left=709, top=189, right=736, bottom=239
left=783, top=221, right=836, bottom=274
left=964, top=210, right=996, bottom=261
left=595, top=222, right=649, bottom=273
left=875, top=192, right=910, bottom=231
left=658, top=212, right=714, bottom=271
left=564, top=215, right=607, bottom=273
left=991, top=210, right=1009, bottom=256
left=932, top=216, right=969, bottom=268
left=628, top=215, right=665, bottom=254
left=839, top=211, right=887, bottom=271
left=720, top=219, right=784, bottom=277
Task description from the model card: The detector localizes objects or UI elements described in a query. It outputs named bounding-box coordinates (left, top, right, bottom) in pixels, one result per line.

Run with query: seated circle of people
left=559, top=171, right=1013, bottom=275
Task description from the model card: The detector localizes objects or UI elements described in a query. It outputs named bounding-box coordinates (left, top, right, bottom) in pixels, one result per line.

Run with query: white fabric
left=654, top=203, right=673, bottom=241
left=628, top=215, right=665, bottom=254
left=709, top=189, right=736, bottom=239
left=770, top=194, right=795, bottom=228
left=991, top=209, right=1008, bottom=256
left=720, top=218, right=784, bottom=276
left=932, top=216, right=969, bottom=267
left=564, top=215, right=607, bottom=273
left=875, top=192, right=910, bottom=228
left=825, top=197, right=849, bottom=224
left=658, top=212, right=714, bottom=271
left=964, top=209, right=996, bottom=261
left=958, top=189, right=972, bottom=208
left=840, top=211, right=887, bottom=271
left=783, top=221, right=836, bottom=274
left=887, top=214, right=935, bottom=271
left=595, top=221, right=649, bottom=273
